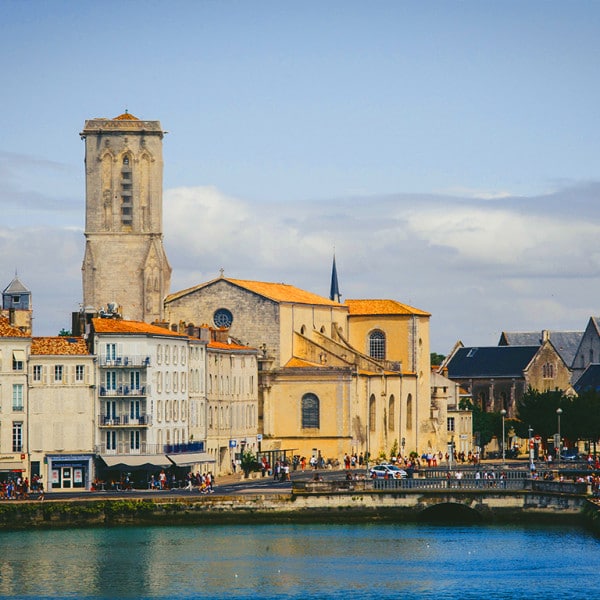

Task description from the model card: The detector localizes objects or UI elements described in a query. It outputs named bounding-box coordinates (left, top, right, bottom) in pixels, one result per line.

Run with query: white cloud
left=4, top=181, right=600, bottom=355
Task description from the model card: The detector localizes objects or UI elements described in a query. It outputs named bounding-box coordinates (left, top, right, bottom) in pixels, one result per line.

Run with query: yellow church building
left=164, top=271, right=439, bottom=465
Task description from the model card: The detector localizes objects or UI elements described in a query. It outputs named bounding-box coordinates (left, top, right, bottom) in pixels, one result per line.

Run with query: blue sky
left=2, top=1, right=600, bottom=353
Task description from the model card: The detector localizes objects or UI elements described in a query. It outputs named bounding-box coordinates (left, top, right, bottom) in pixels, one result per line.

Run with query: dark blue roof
left=573, top=364, right=600, bottom=392
left=447, top=346, right=540, bottom=378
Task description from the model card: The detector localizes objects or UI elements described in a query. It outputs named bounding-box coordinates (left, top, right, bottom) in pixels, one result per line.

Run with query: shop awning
left=12, top=350, right=25, bottom=362
left=0, top=462, right=25, bottom=471
left=166, top=452, right=215, bottom=467
left=100, top=455, right=171, bottom=469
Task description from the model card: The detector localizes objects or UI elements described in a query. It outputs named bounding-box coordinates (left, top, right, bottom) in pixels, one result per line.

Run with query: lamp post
left=528, top=425, right=534, bottom=473
left=501, top=409, right=507, bottom=465
left=556, top=407, right=563, bottom=471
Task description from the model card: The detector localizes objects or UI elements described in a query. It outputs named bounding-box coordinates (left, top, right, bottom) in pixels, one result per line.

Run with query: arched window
left=369, top=331, right=386, bottom=360
left=369, top=394, right=376, bottom=431
left=388, top=395, right=395, bottom=431
left=406, top=394, right=413, bottom=430
left=301, top=393, right=320, bottom=428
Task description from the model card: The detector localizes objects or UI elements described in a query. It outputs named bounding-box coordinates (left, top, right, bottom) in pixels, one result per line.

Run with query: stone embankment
left=1, top=482, right=600, bottom=531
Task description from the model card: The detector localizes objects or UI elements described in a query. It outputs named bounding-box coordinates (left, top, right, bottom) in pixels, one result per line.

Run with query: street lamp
left=501, top=409, right=507, bottom=465
left=528, top=425, right=535, bottom=473
left=556, top=407, right=563, bottom=471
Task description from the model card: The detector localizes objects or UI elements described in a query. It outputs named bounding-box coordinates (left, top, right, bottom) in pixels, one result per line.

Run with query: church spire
left=329, top=253, right=341, bottom=303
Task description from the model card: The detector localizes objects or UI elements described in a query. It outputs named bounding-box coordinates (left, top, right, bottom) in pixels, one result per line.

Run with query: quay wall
left=0, top=489, right=596, bottom=531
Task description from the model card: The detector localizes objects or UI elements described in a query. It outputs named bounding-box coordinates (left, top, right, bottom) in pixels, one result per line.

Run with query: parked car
left=369, top=464, right=407, bottom=479
left=560, top=449, right=579, bottom=461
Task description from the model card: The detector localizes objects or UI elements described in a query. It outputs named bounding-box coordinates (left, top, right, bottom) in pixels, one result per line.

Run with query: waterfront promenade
left=1, top=460, right=599, bottom=531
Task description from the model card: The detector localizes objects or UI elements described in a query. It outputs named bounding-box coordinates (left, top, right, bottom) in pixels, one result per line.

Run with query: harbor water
left=0, top=522, right=597, bottom=599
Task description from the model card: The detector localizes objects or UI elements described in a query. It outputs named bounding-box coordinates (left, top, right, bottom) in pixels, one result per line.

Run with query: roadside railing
left=293, top=477, right=589, bottom=494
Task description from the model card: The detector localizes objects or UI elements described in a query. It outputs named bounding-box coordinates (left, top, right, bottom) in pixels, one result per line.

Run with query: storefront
left=47, top=454, right=95, bottom=491
left=0, top=458, right=25, bottom=482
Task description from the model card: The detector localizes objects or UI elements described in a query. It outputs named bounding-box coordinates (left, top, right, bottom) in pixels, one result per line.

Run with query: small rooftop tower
left=1, top=274, right=32, bottom=335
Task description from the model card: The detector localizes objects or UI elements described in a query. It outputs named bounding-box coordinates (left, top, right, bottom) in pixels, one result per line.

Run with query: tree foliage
left=459, top=398, right=502, bottom=449
left=430, top=352, right=446, bottom=366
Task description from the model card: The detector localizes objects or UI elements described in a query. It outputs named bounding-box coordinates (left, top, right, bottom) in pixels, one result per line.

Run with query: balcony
left=99, top=385, right=150, bottom=397
left=99, top=355, right=151, bottom=367
left=98, top=414, right=152, bottom=427
left=95, top=442, right=162, bottom=456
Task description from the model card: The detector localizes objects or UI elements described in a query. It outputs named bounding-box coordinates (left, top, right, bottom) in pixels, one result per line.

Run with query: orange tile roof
left=284, top=357, right=322, bottom=368
left=0, top=316, right=29, bottom=338
left=114, top=111, right=139, bottom=121
left=345, top=299, right=430, bottom=317
left=166, top=277, right=342, bottom=307
left=92, top=318, right=188, bottom=337
left=31, top=337, right=89, bottom=356
left=207, top=340, right=255, bottom=351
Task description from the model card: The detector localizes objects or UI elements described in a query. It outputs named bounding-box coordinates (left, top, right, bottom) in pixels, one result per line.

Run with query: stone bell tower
left=80, top=111, right=171, bottom=322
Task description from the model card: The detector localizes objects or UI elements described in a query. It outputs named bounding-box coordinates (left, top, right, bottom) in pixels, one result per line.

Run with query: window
left=447, top=417, right=455, bottom=432
left=12, top=384, right=24, bottom=411
left=106, top=371, right=117, bottom=390
left=106, top=401, right=117, bottom=420
left=33, top=365, right=42, bottom=382
left=130, top=400, right=140, bottom=420
left=213, top=308, right=233, bottom=328
left=130, top=371, right=140, bottom=390
left=106, top=343, right=117, bottom=362
left=302, top=393, right=320, bottom=429
left=406, top=394, right=413, bottom=430
left=542, top=363, right=555, bottom=379
left=369, top=331, right=386, bottom=360
left=12, top=350, right=24, bottom=371
left=106, top=431, right=117, bottom=451
left=389, top=396, right=395, bottom=431
left=54, top=365, right=63, bottom=382
left=130, top=430, right=140, bottom=450
left=12, top=422, right=23, bottom=452
left=75, top=365, right=85, bottom=382
left=369, top=395, right=376, bottom=431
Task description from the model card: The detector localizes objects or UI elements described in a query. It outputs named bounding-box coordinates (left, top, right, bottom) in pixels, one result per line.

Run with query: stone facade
left=29, top=337, right=96, bottom=490
left=80, top=112, right=171, bottom=323
left=165, top=278, right=436, bottom=464
left=205, top=336, right=259, bottom=475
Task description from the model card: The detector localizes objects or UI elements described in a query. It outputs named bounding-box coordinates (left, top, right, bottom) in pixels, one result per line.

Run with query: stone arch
left=418, top=501, right=482, bottom=523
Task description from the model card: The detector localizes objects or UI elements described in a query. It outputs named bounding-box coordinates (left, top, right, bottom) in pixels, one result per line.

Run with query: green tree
left=515, top=388, right=568, bottom=453
left=430, top=352, right=446, bottom=366
left=459, top=398, right=501, bottom=451
left=240, top=450, right=258, bottom=478
left=569, top=390, right=600, bottom=456
left=58, top=328, right=72, bottom=336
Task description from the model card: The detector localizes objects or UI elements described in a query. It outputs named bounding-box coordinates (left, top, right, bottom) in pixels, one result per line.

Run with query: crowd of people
left=0, top=474, right=44, bottom=500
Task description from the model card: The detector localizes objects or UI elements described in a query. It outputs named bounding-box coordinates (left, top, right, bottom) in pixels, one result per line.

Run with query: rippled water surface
left=0, top=522, right=598, bottom=599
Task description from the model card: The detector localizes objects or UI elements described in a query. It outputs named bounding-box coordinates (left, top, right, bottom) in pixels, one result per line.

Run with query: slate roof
left=498, top=330, right=583, bottom=368
left=573, top=364, right=600, bottom=393
left=446, top=346, right=540, bottom=379
left=346, top=299, right=430, bottom=317
left=3, top=276, right=29, bottom=295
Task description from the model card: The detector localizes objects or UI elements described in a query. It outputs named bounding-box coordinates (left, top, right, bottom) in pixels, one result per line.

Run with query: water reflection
left=0, top=523, right=598, bottom=599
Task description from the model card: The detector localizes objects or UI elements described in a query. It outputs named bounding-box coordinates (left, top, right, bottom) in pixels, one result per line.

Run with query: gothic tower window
left=120, top=154, right=133, bottom=229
